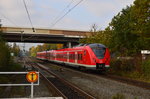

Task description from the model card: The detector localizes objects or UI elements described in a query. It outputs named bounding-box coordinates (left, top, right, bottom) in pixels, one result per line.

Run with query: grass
left=112, top=93, right=126, bottom=99
left=0, top=61, right=23, bottom=72
left=0, top=62, right=26, bottom=98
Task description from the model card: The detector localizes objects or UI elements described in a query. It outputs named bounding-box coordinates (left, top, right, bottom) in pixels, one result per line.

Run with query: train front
left=89, top=44, right=110, bottom=71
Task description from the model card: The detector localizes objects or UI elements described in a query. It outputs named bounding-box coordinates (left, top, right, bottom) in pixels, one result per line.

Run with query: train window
left=64, top=54, right=67, bottom=59
left=69, top=54, right=71, bottom=59
left=84, top=50, right=86, bottom=56
left=78, top=54, right=80, bottom=60
left=69, top=54, right=75, bottom=60
left=78, top=54, right=82, bottom=60
left=72, top=54, right=75, bottom=60
left=91, top=47, right=106, bottom=59
left=80, top=54, right=82, bottom=60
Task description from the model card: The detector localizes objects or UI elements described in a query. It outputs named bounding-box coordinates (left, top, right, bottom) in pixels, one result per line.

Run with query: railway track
left=31, top=57, right=150, bottom=90
left=25, top=57, right=95, bottom=99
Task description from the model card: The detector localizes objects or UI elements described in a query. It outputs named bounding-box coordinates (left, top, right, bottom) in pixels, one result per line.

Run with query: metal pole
left=31, top=82, right=34, bottom=98
left=21, top=31, right=26, bottom=68
left=21, top=31, right=24, bottom=42
left=68, top=42, right=71, bottom=48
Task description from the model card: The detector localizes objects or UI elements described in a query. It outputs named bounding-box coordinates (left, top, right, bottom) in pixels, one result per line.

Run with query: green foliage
left=29, top=46, right=37, bottom=57
left=80, top=26, right=113, bottom=47
left=0, top=41, right=11, bottom=68
left=0, top=55, right=22, bottom=72
left=112, top=93, right=126, bottom=99
left=110, top=6, right=141, bottom=55
left=110, top=57, right=150, bottom=82
left=10, top=43, right=20, bottom=56
left=9, top=61, right=22, bottom=71
left=132, top=0, right=150, bottom=36
left=81, top=0, right=150, bottom=56
left=110, top=0, right=150, bottom=55
left=110, top=58, right=135, bottom=75
left=0, top=26, right=11, bottom=68
left=141, top=58, right=150, bottom=77
left=0, top=76, right=10, bottom=83
left=0, top=24, right=21, bottom=71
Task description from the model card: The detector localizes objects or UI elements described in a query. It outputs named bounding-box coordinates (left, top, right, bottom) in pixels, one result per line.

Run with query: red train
left=36, top=43, right=110, bottom=71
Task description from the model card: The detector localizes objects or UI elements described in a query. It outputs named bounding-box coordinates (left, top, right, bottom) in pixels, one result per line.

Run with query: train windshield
left=91, top=47, right=106, bottom=59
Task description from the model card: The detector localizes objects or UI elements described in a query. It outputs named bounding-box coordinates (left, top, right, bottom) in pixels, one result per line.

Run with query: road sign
left=26, top=71, right=38, bottom=83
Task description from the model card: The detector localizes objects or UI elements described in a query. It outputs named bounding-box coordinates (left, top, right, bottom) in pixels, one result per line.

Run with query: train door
left=75, top=52, right=77, bottom=64
left=83, top=50, right=86, bottom=64
left=77, top=51, right=83, bottom=64
left=67, top=52, right=69, bottom=63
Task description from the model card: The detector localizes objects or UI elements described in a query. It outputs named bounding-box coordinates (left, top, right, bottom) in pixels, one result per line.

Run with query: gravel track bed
left=47, top=77, right=86, bottom=99
left=39, top=62, right=150, bottom=99
left=34, top=63, right=88, bottom=99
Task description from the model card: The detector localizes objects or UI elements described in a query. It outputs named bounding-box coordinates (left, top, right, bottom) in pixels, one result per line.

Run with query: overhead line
left=50, top=0, right=84, bottom=28
left=51, top=0, right=75, bottom=26
left=0, top=12, right=18, bottom=27
left=23, top=0, right=35, bottom=32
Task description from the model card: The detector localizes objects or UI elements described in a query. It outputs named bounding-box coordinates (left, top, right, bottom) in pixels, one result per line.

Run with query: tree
left=10, top=43, right=20, bottom=56
left=90, top=24, right=98, bottom=32
left=57, top=44, right=63, bottom=49
left=131, top=0, right=150, bottom=49
left=80, top=24, right=112, bottom=47
left=0, top=21, right=11, bottom=68
left=109, top=0, right=150, bottom=55
left=29, top=46, right=37, bottom=57
left=81, top=0, right=150, bottom=56
left=110, top=6, right=140, bottom=55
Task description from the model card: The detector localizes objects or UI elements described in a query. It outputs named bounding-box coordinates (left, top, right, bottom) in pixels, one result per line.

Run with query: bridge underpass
left=1, top=27, right=92, bottom=48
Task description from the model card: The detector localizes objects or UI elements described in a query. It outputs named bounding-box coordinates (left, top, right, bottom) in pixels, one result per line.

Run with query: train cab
left=88, top=44, right=110, bottom=70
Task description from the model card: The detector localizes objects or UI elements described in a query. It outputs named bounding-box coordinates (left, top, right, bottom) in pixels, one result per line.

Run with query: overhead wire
left=51, top=0, right=75, bottom=26
left=23, top=0, right=35, bottom=32
left=50, top=0, right=84, bottom=28
left=0, top=12, right=18, bottom=27
left=24, top=0, right=79, bottom=41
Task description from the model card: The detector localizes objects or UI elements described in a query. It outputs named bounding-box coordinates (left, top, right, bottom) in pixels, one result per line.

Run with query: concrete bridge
left=1, top=27, right=92, bottom=47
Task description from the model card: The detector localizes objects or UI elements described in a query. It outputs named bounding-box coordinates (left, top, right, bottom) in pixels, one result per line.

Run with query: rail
left=26, top=58, right=95, bottom=99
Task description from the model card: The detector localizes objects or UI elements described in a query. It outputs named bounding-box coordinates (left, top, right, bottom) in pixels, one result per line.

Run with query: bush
left=110, top=56, right=150, bottom=82
left=110, top=58, right=135, bottom=75
left=0, top=59, right=23, bottom=72
left=141, top=58, right=150, bottom=77
left=9, top=62, right=22, bottom=71
left=112, top=93, right=126, bottom=99
left=0, top=42, right=11, bottom=68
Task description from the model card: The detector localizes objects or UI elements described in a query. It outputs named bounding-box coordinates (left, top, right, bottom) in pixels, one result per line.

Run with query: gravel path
left=42, top=63, right=150, bottom=99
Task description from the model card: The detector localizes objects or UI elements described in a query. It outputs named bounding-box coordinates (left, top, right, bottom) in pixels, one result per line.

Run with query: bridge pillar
left=63, top=42, right=79, bottom=48
left=64, top=42, right=72, bottom=48
left=68, top=42, right=71, bottom=48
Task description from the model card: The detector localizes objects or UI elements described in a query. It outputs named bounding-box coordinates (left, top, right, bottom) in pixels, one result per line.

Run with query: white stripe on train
left=37, top=57, right=110, bottom=68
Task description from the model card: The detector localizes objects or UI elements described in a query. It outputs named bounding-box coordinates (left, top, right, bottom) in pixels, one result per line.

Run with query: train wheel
left=79, top=66, right=86, bottom=71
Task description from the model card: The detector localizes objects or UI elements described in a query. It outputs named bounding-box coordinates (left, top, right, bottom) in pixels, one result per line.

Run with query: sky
left=0, top=0, right=134, bottom=50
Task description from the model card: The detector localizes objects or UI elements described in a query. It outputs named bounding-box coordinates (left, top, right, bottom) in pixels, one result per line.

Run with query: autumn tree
left=80, top=24, right=112, bottom=47
left=10, top=43, right=20, bottom=56
left=29, top=46, right=37, bottom=57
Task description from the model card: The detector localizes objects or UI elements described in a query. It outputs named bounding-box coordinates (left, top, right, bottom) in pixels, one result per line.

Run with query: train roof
left=88, top=43, right=106, bottom=48
left=73, top=43, right=106, bottom=48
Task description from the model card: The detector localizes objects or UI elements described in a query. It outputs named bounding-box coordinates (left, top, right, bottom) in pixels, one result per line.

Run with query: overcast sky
left=0, top=0, right=134, bottom=50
